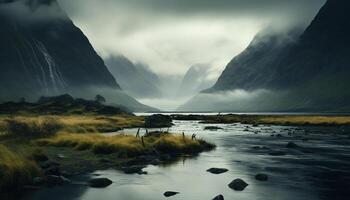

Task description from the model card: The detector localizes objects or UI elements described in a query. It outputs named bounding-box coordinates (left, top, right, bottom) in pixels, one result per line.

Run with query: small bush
left=0, top=144, right=40, bottom=192
left=5, top=118, right=62, bottom=138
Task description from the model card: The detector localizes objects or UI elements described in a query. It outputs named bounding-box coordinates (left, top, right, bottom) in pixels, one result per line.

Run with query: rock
left=207, top=168, right=229, bottom=174
left=255, top=173, right=268, bottom=181
left=204, top=126, right=223, bottom=130
left=268, top=151, right=286, bottom=156
left=286, top=142, right=299, bottom=148
left=228, top=179, right=248, bottom=191
left=44, top=166, right=61, bottom=176
left=122, top=165, right=145, bottom=174
left=164, top=191, right=179, bottom=197
left=277, top=134, right=283, bottom=137
left=46, top=175, right=71, bottom=186
left=212, top=195, right=224, bottom=200
left=40, top=160, right=60, bottom=169
left=88, top=178, right=113, bottom=188
left=144, top=114, right=173, bottom=128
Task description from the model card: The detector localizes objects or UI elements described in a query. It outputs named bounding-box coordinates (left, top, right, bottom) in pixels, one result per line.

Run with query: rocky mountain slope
left=181, top=0, right=350, bottom=112
left=0, top=0, right=154, bottom=111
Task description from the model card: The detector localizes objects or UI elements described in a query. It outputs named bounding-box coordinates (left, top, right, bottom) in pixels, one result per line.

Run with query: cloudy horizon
left=58, top=0, right=326, bottom=77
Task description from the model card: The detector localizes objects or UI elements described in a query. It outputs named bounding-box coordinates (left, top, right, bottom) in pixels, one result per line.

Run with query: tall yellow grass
left=36, top=133, right=215, bottom=156
left=0, top=144, right=40, bottom=192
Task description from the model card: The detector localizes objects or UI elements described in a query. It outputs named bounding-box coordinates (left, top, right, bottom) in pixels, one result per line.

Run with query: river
left=24, top=117, right=350, bottom=200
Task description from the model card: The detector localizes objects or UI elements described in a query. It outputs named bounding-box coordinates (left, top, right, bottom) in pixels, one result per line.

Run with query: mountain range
left=180, top=0, right=350, bottom=112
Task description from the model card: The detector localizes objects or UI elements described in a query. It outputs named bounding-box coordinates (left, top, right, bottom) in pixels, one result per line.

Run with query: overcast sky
left=58, top=0, right=326, bottom=76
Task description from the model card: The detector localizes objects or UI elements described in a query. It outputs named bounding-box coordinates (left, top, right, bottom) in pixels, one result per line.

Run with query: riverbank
left=171, top=114, right=350, bottom=126
left=0, top=114, right=215, bottom=194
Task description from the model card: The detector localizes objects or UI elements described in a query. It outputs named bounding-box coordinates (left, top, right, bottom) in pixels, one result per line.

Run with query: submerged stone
left=228, top=179, right=248, bottom=191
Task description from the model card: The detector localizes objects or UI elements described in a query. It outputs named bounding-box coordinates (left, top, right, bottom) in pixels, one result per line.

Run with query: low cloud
left=0, top=0, right=67, bottom=23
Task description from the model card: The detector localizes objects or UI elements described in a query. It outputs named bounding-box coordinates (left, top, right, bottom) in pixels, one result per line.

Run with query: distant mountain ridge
left=105, top=55, right=162, bottom=98
left=181, top=0, right=350, bottom=112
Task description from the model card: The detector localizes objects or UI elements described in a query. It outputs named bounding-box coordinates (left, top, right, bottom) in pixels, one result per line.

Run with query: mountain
left=0, top=0, right=154, bottom=111
left=178, top=64, right=216, bottom=97
left=105, top=55, right=162, bottom=98
left=181, top=0, right=350, bottom=112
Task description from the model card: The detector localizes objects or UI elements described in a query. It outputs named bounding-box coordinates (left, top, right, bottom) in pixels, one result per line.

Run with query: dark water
left=23, top=120, right=350, bottom=200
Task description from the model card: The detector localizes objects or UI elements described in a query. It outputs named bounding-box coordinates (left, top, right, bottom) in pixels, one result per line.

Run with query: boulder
left=207, top=168, right=229, bottom=174
left=144, top=114, right=173, bottom=128
left=228, top=179, right=248, bottom=191
left=121, top=165, right=145, bottom=174
left=164, top=191, right=179, bottom=197
left=255, top=173, right=268, bottom=181
left=212, top=195, right=224, bottom=200
left=204, top=126, right=223, bottom=130
left=88, top=178, right=113, bottom=188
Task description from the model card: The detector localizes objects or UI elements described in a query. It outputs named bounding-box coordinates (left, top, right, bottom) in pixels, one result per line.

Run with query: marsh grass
left=5, top=117, right=62, bottom=138
left=201, top=114, right=350, bottom=126
left=259, top=116, right=350, bottom=126
left=0, top=115, right=144, bottom=136
left=36, top=133, right=215, bottom=157
left=0, top=144, right=40, bottom=192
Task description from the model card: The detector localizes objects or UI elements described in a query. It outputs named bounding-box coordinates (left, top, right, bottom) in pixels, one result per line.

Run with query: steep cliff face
left=0, top=0, right=119, bottom=100
left=105, top=55, right=162, bottom=98
left=181, top=0, right=350, bottom=111
left=208, top=29, right=300, bottom=92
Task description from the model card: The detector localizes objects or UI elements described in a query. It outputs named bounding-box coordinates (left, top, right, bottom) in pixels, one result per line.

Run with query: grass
left=0, top=114, right=144, bottom=136
left=198, top=114, right=350, bottom=126
left=258, top=116, right=350, bottom=126
left=35, top=133, right=215, bottom=157
left=0, top=144, right=41, bottom=192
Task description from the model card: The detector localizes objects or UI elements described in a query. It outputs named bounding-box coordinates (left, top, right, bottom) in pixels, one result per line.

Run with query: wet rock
left=164, top=191, right=179, bottom=197
left=212, top=195, right=224, bottom=200
left=268, top=151, right=286, bottom=156
left=40, top=160, right=60, bottom=169
left=255, top=173, right=268, bottom=181
left=47, top=175, right=71, bottom=186
left=121, top=165, right=146, bottom=174
left=44, top=166, right=60, bottom=176
left=144, top=114, right=173, bottom=128
left=207, top=168, right=229, bottom=174
left=204, top=126, right=223, bottom=130
left=228, top=179, right=248, bottom=191
left=286, top=142, right=299, bottom=148
left=88, top=178, right=113, bottom=188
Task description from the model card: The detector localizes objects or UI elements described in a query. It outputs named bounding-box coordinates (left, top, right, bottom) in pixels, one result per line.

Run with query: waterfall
left=34, top=40, right=67, bottom=93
